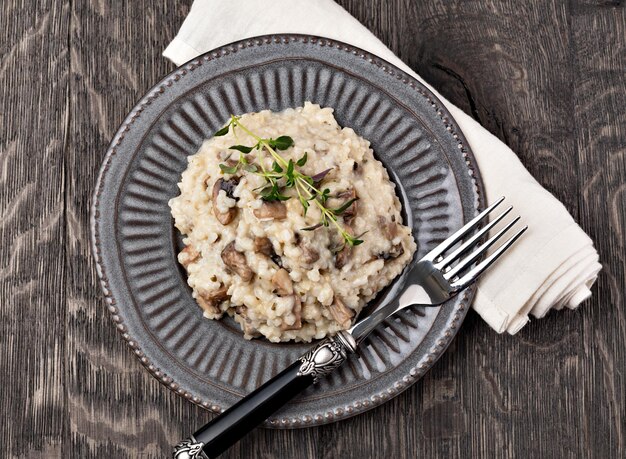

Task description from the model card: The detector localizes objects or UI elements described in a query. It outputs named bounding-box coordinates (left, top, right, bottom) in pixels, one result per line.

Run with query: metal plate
left=91, top=35, right=484, bottom=427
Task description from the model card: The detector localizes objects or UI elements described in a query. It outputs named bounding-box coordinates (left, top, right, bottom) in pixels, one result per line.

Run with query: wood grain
left=1, top=0, right=624, bottom=457
left=0, top=1, right=69, bottom=457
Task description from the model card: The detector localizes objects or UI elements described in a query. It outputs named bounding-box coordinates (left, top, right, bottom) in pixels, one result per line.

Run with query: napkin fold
left=163, top=0, right=601, bottom=334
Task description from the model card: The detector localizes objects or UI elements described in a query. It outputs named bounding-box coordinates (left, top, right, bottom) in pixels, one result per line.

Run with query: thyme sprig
left=215, top=116, right=364, bottom=247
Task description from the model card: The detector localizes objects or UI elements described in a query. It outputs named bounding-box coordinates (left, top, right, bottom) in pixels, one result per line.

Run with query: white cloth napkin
left=163, top=0, right=601, bottom=334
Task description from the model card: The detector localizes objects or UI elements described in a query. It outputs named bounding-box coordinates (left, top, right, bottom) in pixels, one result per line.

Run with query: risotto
left=169, top=102, right=416, bottom=342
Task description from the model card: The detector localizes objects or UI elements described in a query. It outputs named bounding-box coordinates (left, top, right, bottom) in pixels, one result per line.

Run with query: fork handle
left=174, top=331, right=357, bottom=458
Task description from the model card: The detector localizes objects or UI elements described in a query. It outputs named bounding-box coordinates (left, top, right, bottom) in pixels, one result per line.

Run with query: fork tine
left=450, top=225, right=528, bottom=290
left=426, top=196, right=506, bottom=261
left=436, top=205, right=513, bottom=269
left=444, top=216, right=521, bottom=280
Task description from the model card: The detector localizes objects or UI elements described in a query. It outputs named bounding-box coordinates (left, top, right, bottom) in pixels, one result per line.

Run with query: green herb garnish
left=229, top=144, right=254, bottom=153
left=219, top=163, right=238, bottom=174
left=213, top=125, right=231, bottom=137
left=215, top=116, right=364, bottom=247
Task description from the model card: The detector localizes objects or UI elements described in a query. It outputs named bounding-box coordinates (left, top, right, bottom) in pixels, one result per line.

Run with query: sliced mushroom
left=221, top=241, right=253, bottom=281
left=293, top=233, right=320, bottom=265
left=253, top=236, right=273, bottom=256
left=235, top=306, right=259, bottom=337
left=377, top=243, right=405, bottom=260
left=335, top=247, right=350, bottom=269
left=378, top=215, right=398, bottom=240
left=253, top=201, right=287, bottom=220
left=300, top=244, right=320, bottom=264
left=179, top=245, right=200, bottom=268
left=221, top=177, right=238, bottom=197
left=280, top=295, right=302, bottom=331
left=254, top=236, right=283, bottom=267
left=271, top=268, right=293, bottom=296
left=197, top=296, right=220, bottom=316
left=196, top=286, right=229, bottom=316
left=334, top=248, right=348, bottom=267
left=212, top=178, right=238, bottom=225
left=334, top=225, right=353, bottom=269
left=329, top=296, right=354, bottom=328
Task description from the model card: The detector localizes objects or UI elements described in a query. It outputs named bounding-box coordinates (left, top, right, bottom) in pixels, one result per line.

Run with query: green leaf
left=332, top=197, right=358, bottom=215
left=214, top=125, right=230, bottom=137
left=243, top=164, right=258, bottom=172
left=320, top=188, right=331, bottom=204
left=263, top=191, right=291, bottom=201
left=346, top=231, right=367, bottom=247
left=229, top=144, right=253, bottom=153
left=219, top=163, right=238, bottom=174
left=299, top=196, right=310, bottom=216
left=272, top=161, right=283, bottom=173
left=260, top=187, right=276, bottom=201
left=296, top=152, right=308, bottom=167
left=260, top=182, right=291, bottom=202
left=285, top=160, right=295, bottom=187
left=259, top=184, right=273, bottom=195
left=271, top=136, right=294, bottom=150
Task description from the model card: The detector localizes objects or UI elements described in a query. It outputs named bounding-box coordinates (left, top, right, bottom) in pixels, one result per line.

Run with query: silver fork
left=174, top=196, right=527, bottom=459
left=349, top=195, right=526, bottom=342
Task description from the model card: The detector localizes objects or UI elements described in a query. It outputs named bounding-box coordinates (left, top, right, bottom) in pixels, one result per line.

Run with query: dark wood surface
left=1, top=1, right=624, bottom=457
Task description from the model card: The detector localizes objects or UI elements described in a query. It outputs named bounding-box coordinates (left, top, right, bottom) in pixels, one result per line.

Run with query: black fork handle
left=173, top=331, right=357, bottom=459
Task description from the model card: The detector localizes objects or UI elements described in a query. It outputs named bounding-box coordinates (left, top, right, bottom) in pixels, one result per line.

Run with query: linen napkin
left=163, top=0, right=601, bottom=334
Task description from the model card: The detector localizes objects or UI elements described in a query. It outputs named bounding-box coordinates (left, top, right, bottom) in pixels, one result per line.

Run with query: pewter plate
left=91, top=35, right=484, bottom=427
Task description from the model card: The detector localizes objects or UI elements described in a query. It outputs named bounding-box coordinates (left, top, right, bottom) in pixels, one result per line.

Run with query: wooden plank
left=0, top=0, right=69, bottom=457
left=65, top=2, right=198, bottom=458
left=570, top=1, right=626, bottom=455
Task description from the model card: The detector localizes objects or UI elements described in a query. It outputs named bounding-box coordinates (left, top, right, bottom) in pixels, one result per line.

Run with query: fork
left=173, top=196, right=526, bottom=459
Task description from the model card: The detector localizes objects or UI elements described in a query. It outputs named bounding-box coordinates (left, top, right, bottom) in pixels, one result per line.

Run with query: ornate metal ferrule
left=173, top=436, right=207, bottom=459
left=297, top=330, right=357, bottom=383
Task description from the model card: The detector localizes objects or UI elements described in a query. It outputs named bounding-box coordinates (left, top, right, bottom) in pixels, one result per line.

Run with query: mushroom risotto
left=169, top=102, right=416, bottom=342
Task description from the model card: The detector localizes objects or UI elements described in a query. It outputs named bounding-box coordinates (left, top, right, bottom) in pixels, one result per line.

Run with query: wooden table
left=1, top=1, right=624, bottom=457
